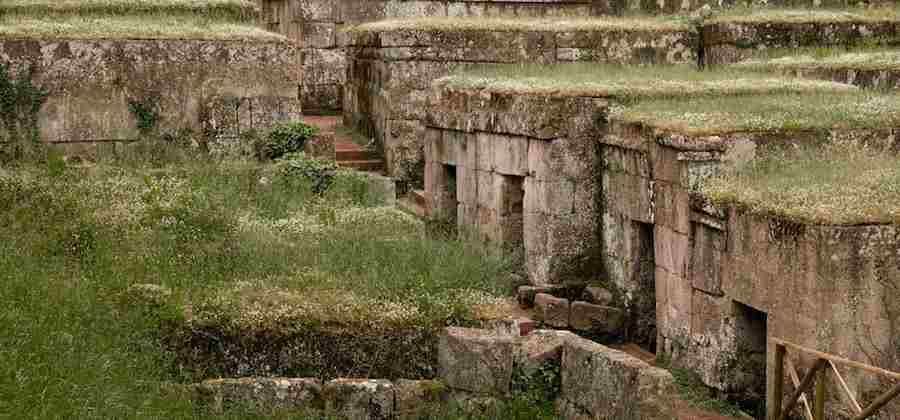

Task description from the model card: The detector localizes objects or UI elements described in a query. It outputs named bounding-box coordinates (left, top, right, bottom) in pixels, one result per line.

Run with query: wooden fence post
left=768, top=343, right=786, bottom=420
left=814, top=362, right=826, bottom=420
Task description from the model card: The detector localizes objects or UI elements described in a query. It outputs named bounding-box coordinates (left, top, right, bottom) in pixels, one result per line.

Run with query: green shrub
left=254, top=122, right=318, bottom=161
left=274, top=152, right=338, bottom=194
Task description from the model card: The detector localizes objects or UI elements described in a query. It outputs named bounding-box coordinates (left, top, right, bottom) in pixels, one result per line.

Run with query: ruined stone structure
left=345, top=19, right=696, bottom=183
left=419, top=53, right=900, bottom=420
left=0, top=39, right=300, bottom=150
left=257, top=0, right=610, bottom=113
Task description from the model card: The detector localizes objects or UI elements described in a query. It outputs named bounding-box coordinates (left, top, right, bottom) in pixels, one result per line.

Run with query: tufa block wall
left=604, top=120, right=900, bottom=417
left=0, top=39, right=301, bottom=147
left=258, top=0, right=600, bottom=113
left=424, top=87, right=609, bottom=285
left=349, top=23, right=697, bottom=184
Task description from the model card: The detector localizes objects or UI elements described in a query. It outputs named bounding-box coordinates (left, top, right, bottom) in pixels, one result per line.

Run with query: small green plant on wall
left=0, top=63, right=49, bottom=161
left=128, top=95, right=162, bottom=137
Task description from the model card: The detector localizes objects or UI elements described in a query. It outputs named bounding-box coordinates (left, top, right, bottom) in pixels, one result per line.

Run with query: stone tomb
left=604, top=117, right=900, bottom=417
left=345, top=17, right=697, bottom=184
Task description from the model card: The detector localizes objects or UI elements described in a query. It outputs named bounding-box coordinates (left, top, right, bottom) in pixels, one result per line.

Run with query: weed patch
left=0, top=154, right=516, bottom=418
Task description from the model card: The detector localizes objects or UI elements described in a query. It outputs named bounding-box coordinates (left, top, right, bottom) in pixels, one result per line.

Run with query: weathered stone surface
left=438, top=327, right=515, bottom=395
left=569, top=301, right=624, bottom=335
left=581, top=286, right=613, bottom=306
left=516, top=329, right=576, bottom=375
left=702, top=18, right=899, bottom=66
left=197, top=377, right=323, bottom=413
left=394, top=379, right=447, bottom=419
left=560, top=336, right=676, bottom=420
left=0, top=39, right=301, bottom=144
left=517, top=285, right=565, bottom=307
left=534, top=293, right=570, bottom=328
left=323, top=378, right=394, bottom=420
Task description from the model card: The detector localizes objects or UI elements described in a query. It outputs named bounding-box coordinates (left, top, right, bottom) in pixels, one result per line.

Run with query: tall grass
left=0, top=152, right=516, bottom=419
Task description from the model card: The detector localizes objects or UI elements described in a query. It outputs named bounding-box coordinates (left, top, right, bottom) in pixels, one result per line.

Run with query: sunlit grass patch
left=610, top=92, right=900, bottom=135
left=0, top=0, right=257, bottom=18
left=702, top=141, right=900, bottom=225
left=439, top=63, right=855, bottom=99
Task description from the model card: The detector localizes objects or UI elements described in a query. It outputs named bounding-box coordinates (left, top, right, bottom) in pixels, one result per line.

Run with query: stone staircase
left=302, top=115, right=385, bottom=173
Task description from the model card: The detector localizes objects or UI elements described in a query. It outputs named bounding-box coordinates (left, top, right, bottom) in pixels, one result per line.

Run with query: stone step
left=337, top=159, right=384, bottom=172
left=335, top=147, right=377, bottom=162
left=701, top=9, right=900, bottom=66
left=732, top=49, right=900, bottom=90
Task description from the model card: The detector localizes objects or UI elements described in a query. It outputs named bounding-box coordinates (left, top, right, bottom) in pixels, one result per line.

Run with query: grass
left=735, top=47, right=900, bottom=71
left=0, top=14, right=285, bottom=41
left=0, top=148, right=519, bottom=418
left=438, top=63, right=855, bottom=99
left=346, top=16, right=692, bottom=34
left=610, top=92, right=900, bottom=135
left=0, top=0, right=280, bottom=40
left=702, top=140, right=900, bottom=225
left=0, top=0, right=256, bottom=17
left=709, top=6, right=900, bottom=23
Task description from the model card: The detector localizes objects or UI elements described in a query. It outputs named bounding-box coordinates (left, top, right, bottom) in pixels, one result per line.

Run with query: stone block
left=516, top=330, right=577, bottom=376
left=662, top=268, right=692, bottom=341
left=651, top=144, right=684, bottom=184
left=475, top=170, right=497, bottom=210
left=560, top=336, right=676, bottom=420
left=434, top=129, right=466, bottom=165
left=323, top=379, right=393, bottom=420
left=302, top=23, right=336, bottom=49
left=653, top=181, right=690, bottom=235
left=689, top=221, right=724, bottom=296
left=303, top=48, right=346, bottom=86
left=475, top=132, right=495, bottom=170
left=456, top=166, right=476, bottom=207
left=394, top=379, right=447, bottom=419
left=517, top=284, right=566, bottom=308
left=298, top=0, right=334, bottom=20
left=582, top=286, right=613, bottom=306
left=654, top=225, right=689, bottom=277
left=197, top=377, right=323, bottom=413
left=534, top=293, right=570, bottom=328
left=528, top=138, right=553, bottom=180
left=438, top=327, right=515, bottom=395
left=569, top=301, right=624, bottom=335
left=492, top=134, right=529, bottom=176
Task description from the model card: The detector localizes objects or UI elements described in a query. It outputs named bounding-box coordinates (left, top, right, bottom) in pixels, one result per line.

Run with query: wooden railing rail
left=767, top=337, right=900, bottom=420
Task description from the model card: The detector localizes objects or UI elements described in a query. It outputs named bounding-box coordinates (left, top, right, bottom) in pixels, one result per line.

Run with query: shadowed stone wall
left=0, top=39, right=301, bottom=148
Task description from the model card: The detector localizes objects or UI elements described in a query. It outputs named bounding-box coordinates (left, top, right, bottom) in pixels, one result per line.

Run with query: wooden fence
left=767, top=338, right=900, bottom=420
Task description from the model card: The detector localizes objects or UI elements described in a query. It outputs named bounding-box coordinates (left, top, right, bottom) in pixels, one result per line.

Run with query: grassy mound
left=0, top=0, right=282, bottom=41
left=438, top=63, right=855, bottom=99
left=0, top=152, right=515, bottom=418
left=702, top=140, right=900, bottom=225
left=610, top=92, right=900, bottom=134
